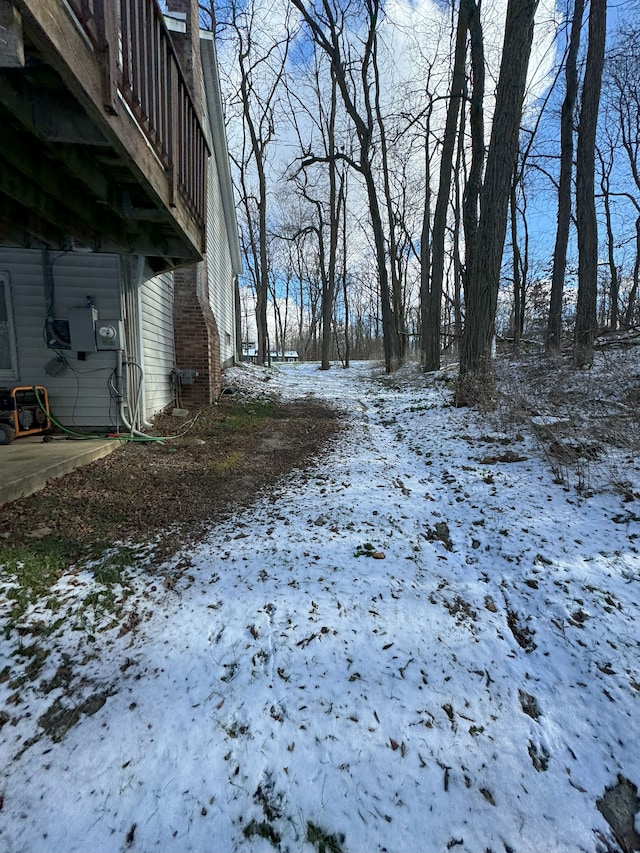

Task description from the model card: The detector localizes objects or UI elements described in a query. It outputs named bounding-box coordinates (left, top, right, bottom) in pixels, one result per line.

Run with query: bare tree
left=510, top=168, right=524, bottom=349
left=215, top=0, right=292, bottom=365
left=286, top=48, right=344, bottom=370
left=457, top=0, right=540, bottom=400
left=603, top=24, right=640, bottom=327
left=424, top=0, right=471, bottom=371
left=291, top=0, right=403, bottom=372
left=546, top=0, right=585, bottom=353
left=419, top=97, right=434, bottom=366
left=461, top=0, right=485, bottom=306
left=573, top=0, right=607, bottom=366
left=340, top=166, right=350, bottom=366
left=596, top=138, right=620, bottom=330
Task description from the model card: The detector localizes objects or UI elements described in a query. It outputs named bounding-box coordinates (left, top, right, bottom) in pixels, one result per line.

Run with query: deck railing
left=66, top=0, right=207, bottom=232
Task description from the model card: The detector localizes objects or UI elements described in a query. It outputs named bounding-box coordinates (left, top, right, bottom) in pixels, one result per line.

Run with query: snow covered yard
left=1, top=358, right=639, bottom=853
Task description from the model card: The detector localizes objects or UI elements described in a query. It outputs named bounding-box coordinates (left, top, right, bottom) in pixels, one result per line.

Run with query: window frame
left=0, top=270, right=19, bottom=382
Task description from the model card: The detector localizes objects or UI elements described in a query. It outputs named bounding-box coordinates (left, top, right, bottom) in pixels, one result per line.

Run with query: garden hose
left=32, top=386, right=164, bottom=442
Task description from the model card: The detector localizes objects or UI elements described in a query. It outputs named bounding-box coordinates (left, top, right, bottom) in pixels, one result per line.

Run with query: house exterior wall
left=173, top=262, right=221, bottom=406
left=140, top=270, right=175, bottom=418
left=199, top=33, right=242, bottom=368
left=0, top=13, right=240, bottom=432
left=205, top=145, right=236, bottom=367
left=165, top=6, right=238, bottom=407
left=0, top=248, right=122, bottom=429
left=0, top=250, right=179, bottom=430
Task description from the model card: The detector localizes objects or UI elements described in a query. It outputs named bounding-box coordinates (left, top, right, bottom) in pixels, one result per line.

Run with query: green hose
left=32, top=386, right=164, bottom=442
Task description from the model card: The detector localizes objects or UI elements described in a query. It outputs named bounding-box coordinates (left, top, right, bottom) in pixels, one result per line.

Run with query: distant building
left=241, top=343, right=299, bottom=364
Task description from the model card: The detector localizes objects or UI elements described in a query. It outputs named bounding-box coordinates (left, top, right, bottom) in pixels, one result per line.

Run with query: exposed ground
left=0, top=380, right=343, bottom=560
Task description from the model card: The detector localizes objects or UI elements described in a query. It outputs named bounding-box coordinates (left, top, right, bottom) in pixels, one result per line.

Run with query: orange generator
left=0, top=386, right=51, bottom=445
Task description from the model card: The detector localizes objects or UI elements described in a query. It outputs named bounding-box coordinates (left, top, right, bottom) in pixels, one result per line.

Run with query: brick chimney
left=166, top=0, right=221, bottom=406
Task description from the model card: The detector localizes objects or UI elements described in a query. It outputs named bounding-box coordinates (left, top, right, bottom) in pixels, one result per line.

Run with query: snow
left=1, top=359, right=639, bottom=853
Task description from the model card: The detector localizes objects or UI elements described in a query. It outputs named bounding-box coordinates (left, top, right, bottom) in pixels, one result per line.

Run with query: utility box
left=96, top=319, right=124, bottom=351
left=177, top=368, right=199, bottom=385
left=68, top=306, right=98, bottom=352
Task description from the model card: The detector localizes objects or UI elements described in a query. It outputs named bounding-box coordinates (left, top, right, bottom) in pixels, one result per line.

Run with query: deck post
left=96, top=0, right=119, bottom=115
left=0, top=1, right=25, bottom=68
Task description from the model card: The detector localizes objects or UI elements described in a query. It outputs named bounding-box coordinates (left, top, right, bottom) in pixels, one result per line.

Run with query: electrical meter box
left=68, top=306, right=98, bottom=352
left=96, top=319, right=124, bottom=351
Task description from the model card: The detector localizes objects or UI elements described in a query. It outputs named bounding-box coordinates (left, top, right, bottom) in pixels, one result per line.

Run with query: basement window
left=0, top=271, right=18, bottom=381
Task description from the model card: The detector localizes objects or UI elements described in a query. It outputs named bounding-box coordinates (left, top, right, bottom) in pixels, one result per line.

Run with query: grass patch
left=0, top=396, right=342, bottom=568
left=306, top=822, right=345, bottom=853
left=91, top=548, right=136, bottom=585
left=0, top=537, right=76, bottom=626
left=215, top=399, right=275, bottom=433
left=73, top=588, right=122, bottom=641
left=0, top=539, right=136, bottom=643
left=211, top=449, right=245, bottom=472
left=243, top=819, right=281, bottom=846
left=9, top=643, right=50, bottom=688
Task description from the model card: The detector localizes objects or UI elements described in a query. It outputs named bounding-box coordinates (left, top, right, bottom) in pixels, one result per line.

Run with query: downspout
left=234, top=273, right=242, bottom=363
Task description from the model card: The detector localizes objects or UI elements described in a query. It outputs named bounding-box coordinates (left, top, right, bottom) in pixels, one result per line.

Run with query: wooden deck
left=0, top=0, right=209, bottom=271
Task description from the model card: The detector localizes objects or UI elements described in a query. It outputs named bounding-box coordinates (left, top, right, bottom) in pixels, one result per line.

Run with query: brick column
left=173, top=263, right=221, bottom=406
left=166, top=0, right=221, bottom=405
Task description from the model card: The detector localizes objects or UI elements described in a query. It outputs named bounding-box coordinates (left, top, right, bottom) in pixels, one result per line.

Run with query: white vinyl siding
left=205, top=155, right=235, bottom=365
left=0, top=271, right=18, bottom=381
left=200, top=61, right=238, bottom=367
left=140, top=270, right=175, bottom=417
left=0, top=249, right=122, bottom=429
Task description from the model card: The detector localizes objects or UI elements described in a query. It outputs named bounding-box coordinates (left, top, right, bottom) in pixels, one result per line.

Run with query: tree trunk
left=256, top=158, right=269, bottom=365
left=425, top=0, right=469, bottom=371
left=458, top=0, right=539, bottom=400
left=573, top=0, right=607, bottom=367
left=453, top=100, right=465, bottom=347
left=511, top=175, right=522, bottom=352
left=320, top=67, right=339, bottom=371
left=374, top=31, right=405, bottom=363
left=598, top=148, right=620, bottom=331
left=420, top=103, right=433, bottom=367
left=462, top=0, right=485, bottom=274
left=547, top=0, right=584, bottom=353
left=624, top=215, right=640, bottom=327
left=340, top=170, right=350, bottom=368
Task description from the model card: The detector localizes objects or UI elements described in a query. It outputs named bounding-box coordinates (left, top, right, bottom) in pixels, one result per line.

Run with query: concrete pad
left=0, top=436, right=121, bottom=506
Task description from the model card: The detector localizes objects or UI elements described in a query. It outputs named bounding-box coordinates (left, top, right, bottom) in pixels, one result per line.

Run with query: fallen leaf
left=480, top=788, right=496, bottom=806
left=27, top=526, right=53, bottom=539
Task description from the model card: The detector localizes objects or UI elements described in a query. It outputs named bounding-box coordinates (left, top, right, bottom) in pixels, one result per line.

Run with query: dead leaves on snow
left=506, top=608, right=537, bottom=653
left=353, top=542, right=386, bottom=559
left=518, top=689, right=541, bottom=720
left=388, top=737, right=407, bottom=757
